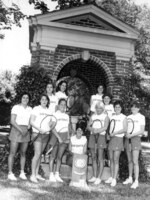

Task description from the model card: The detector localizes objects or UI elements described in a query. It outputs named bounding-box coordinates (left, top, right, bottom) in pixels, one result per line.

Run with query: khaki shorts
left=31, top=132, right=50, bottom=143
left=88, top=134, right=106, bottom=149
left=108, top=136, right=124, bottom=151
left=9, top=125, right=30, bottom=143
left=124, top=137, right=141, bottom=151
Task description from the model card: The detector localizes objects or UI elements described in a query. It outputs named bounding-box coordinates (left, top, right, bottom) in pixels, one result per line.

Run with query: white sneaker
left=123, top=177, right=133, bottom=185
left=105, top=177, right=113, bottom=184
left=49, top=173, right=56, bottom=182
left=88, top=177, right=97, bottom=183
left=8, top=173, right=17, bottom=181
left=110, top=179, right=117, bottom=187
left=30, top=176, right=38, bottom=183
left=36, top=174, right=45, bottom=181
left=19, top=172, right=27, bottom=180
left=55, top=173, right=63, bottom=183
left=94, top=178, right=101, bottom=185
left=131, top=181, right=139, bottom=189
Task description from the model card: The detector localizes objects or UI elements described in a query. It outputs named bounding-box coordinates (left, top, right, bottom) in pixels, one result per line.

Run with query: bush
left=14, top=65, right=52, bottom=106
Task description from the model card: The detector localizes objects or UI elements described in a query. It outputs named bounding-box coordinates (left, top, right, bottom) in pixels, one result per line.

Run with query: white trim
left=35, top=21, right=137, bottom=40
left=30, top=4, right=139, bottom=36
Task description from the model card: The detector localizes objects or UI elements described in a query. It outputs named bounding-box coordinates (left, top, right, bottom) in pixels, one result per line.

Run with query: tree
left=0, top=70, right=17, bottom=102
left=0, top=70, right=17, bottom=125
left=29, top=0, right=49, bottom=13
left=14, top=65, right=52, bottom=107
left=0, top=0, right=25, bottom=39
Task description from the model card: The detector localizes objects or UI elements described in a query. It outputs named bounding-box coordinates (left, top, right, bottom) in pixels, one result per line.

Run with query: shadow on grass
left=0, top=177, right=150, bottom=200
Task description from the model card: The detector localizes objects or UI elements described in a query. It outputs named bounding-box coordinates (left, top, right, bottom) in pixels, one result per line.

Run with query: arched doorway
left=57, top=57, right=112, bottom=95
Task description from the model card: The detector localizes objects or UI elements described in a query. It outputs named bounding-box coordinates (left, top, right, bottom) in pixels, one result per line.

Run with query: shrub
left=14, top=65, right=52, bottom=106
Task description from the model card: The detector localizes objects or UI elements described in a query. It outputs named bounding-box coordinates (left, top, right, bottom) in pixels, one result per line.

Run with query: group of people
left=7, top=82, right=145, bottom=190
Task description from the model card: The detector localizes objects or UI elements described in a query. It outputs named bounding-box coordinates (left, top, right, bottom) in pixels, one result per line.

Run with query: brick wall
left=31, top=45, right=130, bottom=97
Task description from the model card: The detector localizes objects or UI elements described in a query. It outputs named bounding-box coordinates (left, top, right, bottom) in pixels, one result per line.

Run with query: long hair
left=56, top=80, right=68, bottom=95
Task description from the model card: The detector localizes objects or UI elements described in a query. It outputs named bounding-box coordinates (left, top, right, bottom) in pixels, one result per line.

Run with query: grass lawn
left=0, top=175, right=150, bottom=200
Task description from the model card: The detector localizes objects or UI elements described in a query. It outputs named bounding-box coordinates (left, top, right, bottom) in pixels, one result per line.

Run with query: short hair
left=19, top=92, right=31, bottom=103
left=39, top=94, right=50, bottom=108
left=95, top=102, right=105, bottom=109
left=131, top=101, right=140, bottom=108
left=76, top=121, right=86, bottom=132
left=102, top=93, right=112, bottom=100
left=58, top=98, right=67, bottom=105
left=97, top=84, right=104, bottom=89
left=113, top=100, right=124, bottom=109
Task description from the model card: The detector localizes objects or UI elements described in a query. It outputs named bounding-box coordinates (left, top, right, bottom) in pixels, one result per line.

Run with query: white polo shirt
left=53, top=110, right=69, bottom=133
left=48, top=94, right=58, bottom=114
left=31, top=105, right=51, bottom=133
left=11, top=104, right=32, bottom=126
left=110, top=113, right=126, bottom=137
left=104, top=104, right=115, bottom=119
left=70, top=135, right=87, bottom=154
left=55, top=91, right=68, bottom=102
left=90, top=94, right=103, bottom=112
left=91, top=112, right=107, bottom=135
left=127, top=113, right=145, bottom=136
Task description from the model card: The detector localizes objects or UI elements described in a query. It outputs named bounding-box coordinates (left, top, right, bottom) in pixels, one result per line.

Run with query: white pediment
left=29, top=4, right=139, bottom=60
left=29, top=4, right=139, bottom=38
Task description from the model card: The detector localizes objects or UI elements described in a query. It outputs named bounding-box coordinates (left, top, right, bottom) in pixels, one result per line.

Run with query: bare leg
left=49, top=145, right=58, bottom=173
left=126, top=149, right=133, bottom=178
left=97, top=148, right=104, bottom=179
left=109, top=150, right=114, bottom=178
left=31, top=141, right=42, bottom=177
left=90, top=148, right=97, bottom=178
left=36, top=142, right=47, bottom=176
left=132, top=150, right=140, bottom=181
left=20, top=142, right=28, bottom=172
left=55, top=144, right=67, bottom=172
left=113, top=150, right=121, bottom=179
left=8, top=141, right=19, bottom=173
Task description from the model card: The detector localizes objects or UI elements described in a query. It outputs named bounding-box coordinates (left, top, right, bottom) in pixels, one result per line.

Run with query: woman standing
left=30, top=94, right=52, bottom=183
left=46, top=83, right=58, bottom=114
left=105, top=101, right=127, bottom=187
left=49, top=98, right=70, bottom=183
left=123, top=102, right=145, bottom=189
left=8, top=93, right=32, bottom=181
left=88, top=102, right=109, bottom=185
left=55, top=81, right=68, bottom=101
left=103, top=93, right=114, bottom=119
left=90, top=84, right=104, bottom=114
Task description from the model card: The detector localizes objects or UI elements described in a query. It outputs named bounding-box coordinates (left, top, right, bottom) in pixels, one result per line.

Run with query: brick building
left=29, top=4, right=139, bottom=98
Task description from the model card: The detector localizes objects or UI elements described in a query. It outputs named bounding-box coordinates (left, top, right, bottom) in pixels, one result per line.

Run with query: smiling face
left=59, top=99, right=66, bottom=113
left=97, top=85, right=104, bottom=95
left=114, top=104, right=122, bottom=114
left=76, top=128, right=83, bottom=139
left=21, top=94, right=29, bottom=106
left=131, top=105, right=140, bottom=114
left=46, top=84, right=53, bottom=94
left=60, top=82, right=67, bottom=93
left=40, top=96, right=49, bottom=108
left=95, top=104, right=104, bottom=115
left=103, top=96, right=111, bottom=105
